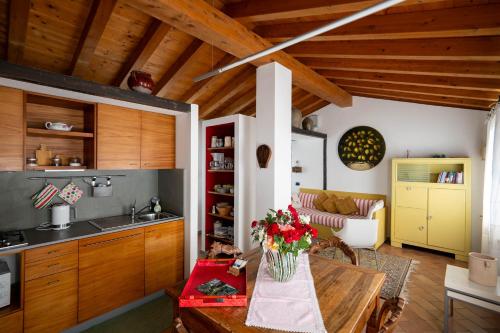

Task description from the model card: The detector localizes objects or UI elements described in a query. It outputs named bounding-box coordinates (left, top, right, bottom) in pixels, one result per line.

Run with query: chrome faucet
left=130, top=199, right=154, bottom=220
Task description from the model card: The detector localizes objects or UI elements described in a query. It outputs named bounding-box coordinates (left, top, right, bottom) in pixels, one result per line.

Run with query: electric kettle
left=50, top=203, right=77, bottom=230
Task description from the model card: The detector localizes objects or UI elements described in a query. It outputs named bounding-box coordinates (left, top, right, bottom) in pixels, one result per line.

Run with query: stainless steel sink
left=137, top=212, right=176, bottom=221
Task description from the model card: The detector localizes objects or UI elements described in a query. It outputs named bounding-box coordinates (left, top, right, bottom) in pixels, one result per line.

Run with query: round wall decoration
left=338, top=126, right=385, bottom=171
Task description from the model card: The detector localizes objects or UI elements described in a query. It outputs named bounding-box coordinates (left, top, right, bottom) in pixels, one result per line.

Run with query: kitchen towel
left=245, top=253, right=327, bottom=333
left=32, top=183, right=59, bottom=209
left=58, top=182, right=83, bottom=205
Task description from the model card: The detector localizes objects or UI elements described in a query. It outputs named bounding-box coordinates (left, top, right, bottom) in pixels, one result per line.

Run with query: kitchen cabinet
left=24, top=270, right=78, bottom=333
left=24, top=241, right=78, bottom=333
left=0, top=87, right=23, bottom=171
left=141, top=111, right=176, bottom=169
left=145, top=219, right=184, bottom=294
left=78, top=228, right=145, bottom=321
left=96, top=104, right=141, bottom=169
left=1, top=311, right=23, bottom=333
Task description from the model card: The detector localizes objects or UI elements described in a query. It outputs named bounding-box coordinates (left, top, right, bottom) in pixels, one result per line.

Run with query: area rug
left=315, top=247, right=416, bottom=300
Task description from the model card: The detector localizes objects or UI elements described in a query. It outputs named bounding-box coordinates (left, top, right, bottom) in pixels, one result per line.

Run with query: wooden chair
left=309, top=235, right=358, bottom=265
left=376, top=297, right=405, bottom=333
left=171, top=317, right=189, bottom=333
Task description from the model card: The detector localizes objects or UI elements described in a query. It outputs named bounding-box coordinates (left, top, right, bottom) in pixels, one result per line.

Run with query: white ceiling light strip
left=194, top=0, right=406, bottom=82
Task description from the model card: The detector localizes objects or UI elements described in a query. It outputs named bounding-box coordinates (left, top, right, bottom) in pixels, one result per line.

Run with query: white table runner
left=245, top=253, right=327, bottom=333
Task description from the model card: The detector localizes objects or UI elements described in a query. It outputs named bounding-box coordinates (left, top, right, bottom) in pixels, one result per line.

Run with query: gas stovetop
left=0, top=230, right=28, bottom=251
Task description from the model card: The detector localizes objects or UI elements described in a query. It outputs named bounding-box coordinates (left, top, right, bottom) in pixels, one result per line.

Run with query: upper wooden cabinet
left=0, top=87, right=24, bottom=171
left=96, top=104, right=141, bottom=169
left=141, top=112, right=176, bottom=169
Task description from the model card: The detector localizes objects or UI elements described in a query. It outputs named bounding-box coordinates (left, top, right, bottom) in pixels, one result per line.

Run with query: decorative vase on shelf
left=265, top=250, right=299, bottom=282
left=292, top=107, right=302, bottom=128
left=251, top=205, right=318, bottom=282
left=127, top=70, right=155, bottom=94
left=302, top=117, right=314, bottom=131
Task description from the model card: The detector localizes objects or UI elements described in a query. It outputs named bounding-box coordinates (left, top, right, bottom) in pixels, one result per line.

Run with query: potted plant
left=251, top=205, right=318, bottom=282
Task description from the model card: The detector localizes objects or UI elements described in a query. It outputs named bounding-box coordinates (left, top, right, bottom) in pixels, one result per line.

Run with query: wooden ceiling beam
left=180, top=54, right=235, bottom=103
left=335, top=80, right=500, bottom=102
left=201, top=67, right=256, bottom=118
left=286, top=37, right=500, bottom=61
left=241, top=103, right=256, bottom=117
left=292, top=89, right=311, bottom=107
left=153, top=39, right=204, bottom=97
left=69, top=0, right=117, bottom=78
left=322, top=70, right=500, bottom=92
left=7, top=0, right=30, bottom=63
left=302, top=99, right=329, bottom=116
left=348, top=90, right=493, bottom=111
left=298, top=58, right=500, bottom=79
left=225, top=0, right=444, bottom=23
left=113, top=19, right=172, bottom=88
left=296, top=94, right=321, bottom=111
left=219, top=87, right=256, bottom=117
left=127, top=0, right=352, bottom=107
left=255, top=4, right=500, bottom=42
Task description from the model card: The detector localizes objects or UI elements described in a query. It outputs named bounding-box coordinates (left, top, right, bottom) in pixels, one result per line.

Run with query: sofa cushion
left=322, top=195, right=338, bottom=213
left=296, top=207, right=364, bottom=228
left=335, top=196, right=359, bottom=215
left=313, top=192, right=329, bottom=211
left=298, top=192, right=317, bottom=209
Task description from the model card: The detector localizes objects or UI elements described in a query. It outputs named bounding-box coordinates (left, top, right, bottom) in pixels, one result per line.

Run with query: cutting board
left=35, top=144, right=52, bottom=166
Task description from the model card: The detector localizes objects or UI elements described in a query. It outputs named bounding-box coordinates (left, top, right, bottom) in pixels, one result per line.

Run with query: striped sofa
left=297, top=188, right=387, bottom=249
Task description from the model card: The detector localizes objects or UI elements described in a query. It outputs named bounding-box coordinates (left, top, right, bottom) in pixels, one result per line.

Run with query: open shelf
left=207, top=147, right=234, bottom=151
left=0, top=283, right=21, bottom=319
left=208, top=169, right=234, bottom=173
left=208, top=213, right=234, bottom=221
left=207, top=191, right=234, bottom=197
left=27, top=128, right=94, bottom=139
left=206, top=233, right=234, bottom=244
left=26, top=165, right=87, bottom=171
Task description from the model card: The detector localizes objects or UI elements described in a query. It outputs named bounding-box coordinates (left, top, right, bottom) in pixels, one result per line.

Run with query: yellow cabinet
left=395, top=185, right=427, bottom=209
left=394, top=207, right=427, bottom=245
left=391, top=158, right=471, bottom=261
left=428, top=188, right=466, bottom=251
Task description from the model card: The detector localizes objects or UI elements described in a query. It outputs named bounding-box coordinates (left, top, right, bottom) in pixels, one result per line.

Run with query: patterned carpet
left=315, top=247, right=416, bottom=299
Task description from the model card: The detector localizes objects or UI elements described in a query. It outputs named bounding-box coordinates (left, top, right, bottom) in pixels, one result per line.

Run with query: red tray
left=179, top=258, right=247, bottom=307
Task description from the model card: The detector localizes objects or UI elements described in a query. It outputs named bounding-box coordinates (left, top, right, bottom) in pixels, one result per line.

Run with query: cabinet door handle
left=47, top=279, right=60, bottom=286
left=418, top=226, right=424, bottom=231
left=47, top=250, right=59, bottom=255
left=47, top=263, right=60, bottom=268
left=428, top=216, right=432, bottom=220
left=81, top=233, right=142, bottom=248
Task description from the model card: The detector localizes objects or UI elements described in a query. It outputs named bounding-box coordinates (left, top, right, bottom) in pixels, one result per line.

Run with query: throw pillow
left=313, top=192, right=329, bottom=211
left=291, top=192, right=302, bottom=209
left=322, top=195, right=338, bottom=213
left=335, top=196, right=359, bottom=215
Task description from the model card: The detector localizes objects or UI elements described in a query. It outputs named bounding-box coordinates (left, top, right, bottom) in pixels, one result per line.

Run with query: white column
left=255, top=62, right=292, bottom=219
left=176, top=105, right=199, bottom=276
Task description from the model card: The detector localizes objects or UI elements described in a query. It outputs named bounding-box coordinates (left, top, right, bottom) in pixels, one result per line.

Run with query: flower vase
left=265, top=250, right=299, bottom=282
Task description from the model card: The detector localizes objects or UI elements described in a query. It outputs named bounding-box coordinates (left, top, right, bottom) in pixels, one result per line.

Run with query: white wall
left=291, top=133, right=324, bottom=193
left=313, top=96, right=487, bottom=251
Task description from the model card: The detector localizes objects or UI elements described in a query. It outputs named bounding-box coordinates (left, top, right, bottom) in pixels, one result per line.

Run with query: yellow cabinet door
left=428, top=188, right=466, bottom=251
left=394, top=207, right=427, bottom=245
left=395, top=185, right=428, bottom=209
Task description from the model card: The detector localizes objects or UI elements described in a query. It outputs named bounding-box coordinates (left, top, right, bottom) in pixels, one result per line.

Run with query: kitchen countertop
left=1, top=214, right=184, bottom=254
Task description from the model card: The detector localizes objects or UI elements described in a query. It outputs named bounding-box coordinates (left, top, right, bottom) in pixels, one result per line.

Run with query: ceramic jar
left=127, top=71, right=155, bottom=94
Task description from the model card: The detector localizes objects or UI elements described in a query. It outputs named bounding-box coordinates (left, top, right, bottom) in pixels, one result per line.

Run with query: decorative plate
left=338, top=126, right=385, bottom=171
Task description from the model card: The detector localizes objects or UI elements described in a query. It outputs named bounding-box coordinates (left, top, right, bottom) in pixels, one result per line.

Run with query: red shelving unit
left=205, top=122, right=235, bottom=251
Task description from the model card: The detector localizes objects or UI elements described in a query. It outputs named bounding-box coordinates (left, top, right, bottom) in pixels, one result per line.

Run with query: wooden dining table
left=165, top=249, right=385, bottom=333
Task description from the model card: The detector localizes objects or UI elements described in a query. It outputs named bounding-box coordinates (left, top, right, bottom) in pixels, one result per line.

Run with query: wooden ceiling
left=1, top=0, right=498, bottom=120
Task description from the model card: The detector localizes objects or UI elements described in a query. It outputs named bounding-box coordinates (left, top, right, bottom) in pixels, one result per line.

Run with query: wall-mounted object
left=256, top=145, right=272, bottom=168
left=338, top=126, right=386, bottom=171
left=91, top=176, right=113, bottom=197
left=292, top=160, right=302, bottom=173
left=127, top=70, right=155, bottom=95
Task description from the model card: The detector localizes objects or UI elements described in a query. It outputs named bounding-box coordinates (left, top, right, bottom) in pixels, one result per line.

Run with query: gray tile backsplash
left=0, top=169, right=184, bottom=231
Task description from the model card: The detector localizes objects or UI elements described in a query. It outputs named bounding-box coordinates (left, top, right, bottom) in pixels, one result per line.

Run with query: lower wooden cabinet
left=145, top=219, right=184, bottom=294
left=78, top=228, right=145, bottom=322
left=0, top=311, right=23, bottom=333
left=24, top=269, right=78, bottom=333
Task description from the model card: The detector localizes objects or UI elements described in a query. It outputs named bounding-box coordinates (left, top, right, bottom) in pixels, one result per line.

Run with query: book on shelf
left=437, top=171, right=463, bottom=184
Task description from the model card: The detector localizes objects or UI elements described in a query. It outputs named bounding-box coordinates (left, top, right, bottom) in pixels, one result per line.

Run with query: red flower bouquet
left=251, top=205, right=318, bottom=256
